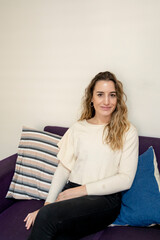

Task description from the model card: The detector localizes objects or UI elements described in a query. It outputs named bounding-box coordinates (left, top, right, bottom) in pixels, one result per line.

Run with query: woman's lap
left=53, top=194, right=121, bottom=238
left=28, top=183, right=121, bottom=240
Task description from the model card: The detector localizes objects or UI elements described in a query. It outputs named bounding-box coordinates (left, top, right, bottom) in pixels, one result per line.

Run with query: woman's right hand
left=24, top=210, right=39, bottom=230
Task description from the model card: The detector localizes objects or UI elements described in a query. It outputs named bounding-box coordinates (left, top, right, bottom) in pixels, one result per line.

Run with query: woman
left=25, top=71, right=138, bottom=239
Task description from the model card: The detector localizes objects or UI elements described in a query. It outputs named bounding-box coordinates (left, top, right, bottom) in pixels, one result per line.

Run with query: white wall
left=0, top=0, right=160, bottom=160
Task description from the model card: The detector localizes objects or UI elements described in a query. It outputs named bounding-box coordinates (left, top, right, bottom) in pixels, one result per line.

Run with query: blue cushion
left=113, top=146, right=160, bottom=226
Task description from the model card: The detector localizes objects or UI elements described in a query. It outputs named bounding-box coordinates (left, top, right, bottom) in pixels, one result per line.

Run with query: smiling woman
left=26, top=71, right=138, bottom=240
left=80, top=71, right=130, bottom=151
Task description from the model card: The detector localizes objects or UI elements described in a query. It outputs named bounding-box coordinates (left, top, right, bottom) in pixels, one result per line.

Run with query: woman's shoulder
left=70, top=120, right=87, bottom=129
left=66, top=120, right=86, bottom=134
left=69, top=119, right=102, bottom=135
left=128, top=122, right=137, bottom=131
left=125, top=122, right=138, bottom=139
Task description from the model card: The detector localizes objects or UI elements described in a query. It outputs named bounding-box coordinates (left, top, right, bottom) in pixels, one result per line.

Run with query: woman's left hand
left=24, top=210, right=39, bottom=230
left=55, top=185, right=87, bottom=202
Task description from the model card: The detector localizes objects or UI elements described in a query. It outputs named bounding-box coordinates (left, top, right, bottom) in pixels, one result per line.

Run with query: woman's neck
left=87, top=116, right=110, bottom=125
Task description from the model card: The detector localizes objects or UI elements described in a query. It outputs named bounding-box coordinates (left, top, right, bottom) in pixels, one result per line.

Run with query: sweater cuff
left=85, top=183, right=94, bottom=196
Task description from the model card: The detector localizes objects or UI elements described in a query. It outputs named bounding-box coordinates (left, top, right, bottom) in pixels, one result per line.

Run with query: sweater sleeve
left=86, top=125, right=139, bottom=195
left=57, top=127, right=76, bottom=171
left=45, top=162, right=70, bottom=203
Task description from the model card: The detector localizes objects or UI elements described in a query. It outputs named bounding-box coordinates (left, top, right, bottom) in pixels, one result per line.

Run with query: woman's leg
left=27, top=192, right=121, bottom=240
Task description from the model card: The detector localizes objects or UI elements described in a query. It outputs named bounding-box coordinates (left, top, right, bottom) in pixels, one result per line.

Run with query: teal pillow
left=114, top=146, right=160, bottom=226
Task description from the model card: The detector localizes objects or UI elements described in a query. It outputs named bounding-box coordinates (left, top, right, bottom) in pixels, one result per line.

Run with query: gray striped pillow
left=6, top=126, right=62, bottom=200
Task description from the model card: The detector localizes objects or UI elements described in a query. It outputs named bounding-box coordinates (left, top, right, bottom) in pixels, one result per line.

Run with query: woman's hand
left=55, top=185, right=87, bottom=202
left=24, top=210, right=39, bottom=230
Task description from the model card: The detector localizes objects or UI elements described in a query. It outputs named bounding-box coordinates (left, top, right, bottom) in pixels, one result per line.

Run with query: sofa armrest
left=0, top=154, right=17, bottom=213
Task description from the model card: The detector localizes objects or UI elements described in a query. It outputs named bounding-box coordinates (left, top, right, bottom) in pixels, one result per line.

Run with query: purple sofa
left=0, top=125, right=160, bottom=240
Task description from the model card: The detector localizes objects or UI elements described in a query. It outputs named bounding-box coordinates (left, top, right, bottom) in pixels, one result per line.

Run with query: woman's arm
left=55, top=185, right=87, bottom=202
left=45, top=162, right=70, bottom=203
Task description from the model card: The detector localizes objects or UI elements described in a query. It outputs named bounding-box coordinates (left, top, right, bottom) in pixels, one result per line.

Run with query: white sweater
left=46, top=120, right=138, bottom=203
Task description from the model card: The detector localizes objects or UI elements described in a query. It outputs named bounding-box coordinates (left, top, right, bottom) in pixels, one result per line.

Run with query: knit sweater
left=46, top=120, right=138, bottom=203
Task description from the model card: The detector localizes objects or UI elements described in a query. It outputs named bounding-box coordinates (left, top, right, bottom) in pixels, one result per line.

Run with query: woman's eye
left=97, top=93, right=103, bottom=97
left=110, top=94, right=116, bottom=97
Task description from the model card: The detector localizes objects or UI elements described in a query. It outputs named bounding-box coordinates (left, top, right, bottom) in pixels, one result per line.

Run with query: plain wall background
left=0, top=0, right=160, bottom=160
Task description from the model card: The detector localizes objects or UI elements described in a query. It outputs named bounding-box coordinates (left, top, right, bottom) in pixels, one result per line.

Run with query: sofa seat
left=81, top=225, right=160, bottom=240
left=0, top=199, right=44, bottom=240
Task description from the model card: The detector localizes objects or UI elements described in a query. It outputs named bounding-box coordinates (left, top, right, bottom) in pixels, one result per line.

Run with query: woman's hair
left=79, top=71, right=130, bottom=151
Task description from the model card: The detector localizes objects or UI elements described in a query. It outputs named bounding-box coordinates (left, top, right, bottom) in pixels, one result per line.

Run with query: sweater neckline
left=84, top=119, right=107, bottom=127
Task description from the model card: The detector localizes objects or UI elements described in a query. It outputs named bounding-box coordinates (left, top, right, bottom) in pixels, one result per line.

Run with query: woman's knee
left=35, top=204, right=53, bottom=225
left=28, top=205, right=59, bottom=240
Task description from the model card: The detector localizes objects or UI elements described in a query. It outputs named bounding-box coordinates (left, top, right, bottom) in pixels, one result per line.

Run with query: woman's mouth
left=100, top=106, right=111, bottom=111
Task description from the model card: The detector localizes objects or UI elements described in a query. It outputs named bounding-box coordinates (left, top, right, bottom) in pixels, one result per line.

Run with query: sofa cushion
left=114, top=146, right=160, bottom=226
left=6, top=126, right=62, bottom=200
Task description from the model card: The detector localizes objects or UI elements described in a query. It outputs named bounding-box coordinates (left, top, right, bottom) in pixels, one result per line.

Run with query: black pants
left=28, top=182, right=121, bottom=240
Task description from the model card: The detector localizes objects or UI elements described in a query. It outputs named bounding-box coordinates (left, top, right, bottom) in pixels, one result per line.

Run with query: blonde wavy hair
left=79, top=71, right=130, bottom=151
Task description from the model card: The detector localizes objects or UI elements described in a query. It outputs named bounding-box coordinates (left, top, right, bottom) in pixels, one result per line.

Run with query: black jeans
left=28, top=182, right=121, bottom=240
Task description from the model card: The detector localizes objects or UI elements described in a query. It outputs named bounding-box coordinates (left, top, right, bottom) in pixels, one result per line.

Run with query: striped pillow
left=6, top=126, right=62, bottom=200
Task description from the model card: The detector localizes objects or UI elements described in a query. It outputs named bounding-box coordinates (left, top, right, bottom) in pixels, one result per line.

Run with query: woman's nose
left=104, top=96, right=110, bottom=105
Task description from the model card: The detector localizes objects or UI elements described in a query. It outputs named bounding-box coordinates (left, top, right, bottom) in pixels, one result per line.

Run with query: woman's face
left=91, top=80, right=117, bottom=122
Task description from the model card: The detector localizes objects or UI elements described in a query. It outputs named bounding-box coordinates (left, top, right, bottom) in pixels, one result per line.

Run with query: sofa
left=0, top=125, right=160, bottom=240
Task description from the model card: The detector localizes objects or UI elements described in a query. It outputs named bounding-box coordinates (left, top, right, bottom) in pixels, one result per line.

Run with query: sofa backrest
left=139, top=136, right=160, bottom=169
left=44, top=126, right=68, bottom=136
left=44, top=126, right=160, bottom=171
